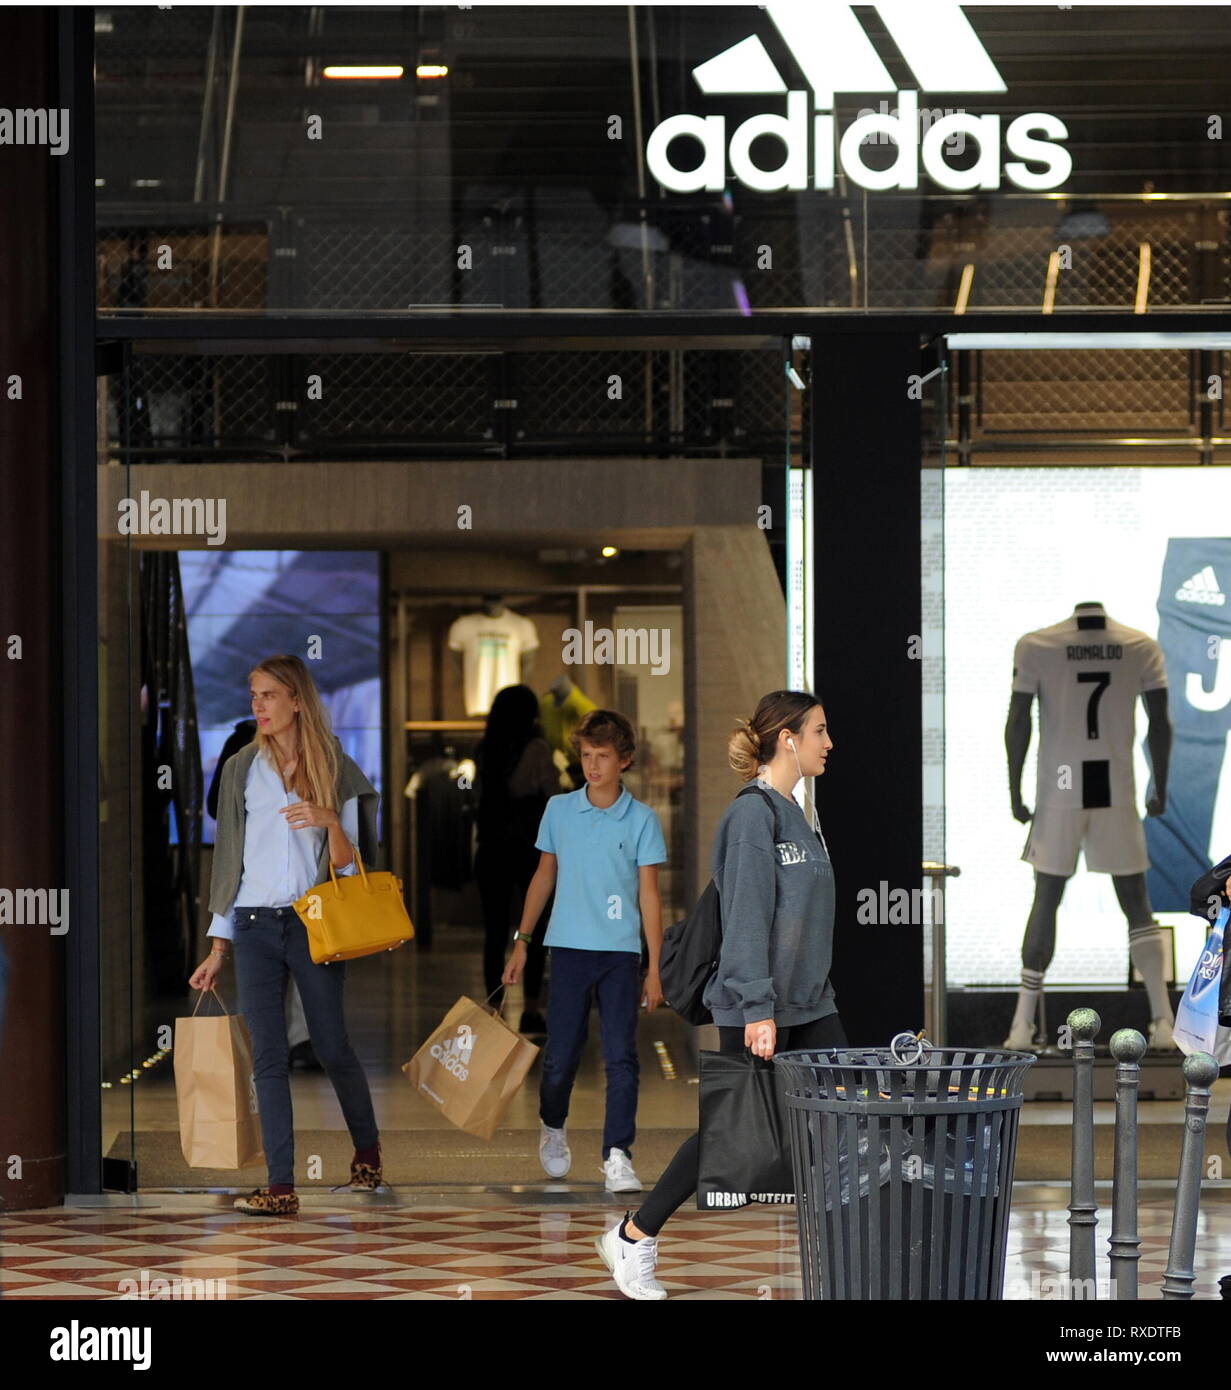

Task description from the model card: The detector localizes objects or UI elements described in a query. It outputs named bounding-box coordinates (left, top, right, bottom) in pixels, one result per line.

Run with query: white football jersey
left=1012, top=607, right=1167, bottom=810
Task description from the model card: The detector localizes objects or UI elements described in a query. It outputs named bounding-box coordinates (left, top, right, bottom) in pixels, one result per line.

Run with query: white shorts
left=1021, top=804, right=1149, bottom=877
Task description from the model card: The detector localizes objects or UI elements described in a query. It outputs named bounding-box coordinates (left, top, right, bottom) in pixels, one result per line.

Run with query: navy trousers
left=539, top=946, right=640, bottom=1159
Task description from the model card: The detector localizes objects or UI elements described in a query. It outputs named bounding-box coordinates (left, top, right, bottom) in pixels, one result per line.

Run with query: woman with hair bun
left=596, top=690, right=845, bottom=1299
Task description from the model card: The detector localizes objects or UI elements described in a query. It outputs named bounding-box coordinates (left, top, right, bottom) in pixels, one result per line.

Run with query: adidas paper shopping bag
left=403, top=996, right=539, bottom=1141
left=173, top=988, right=265, bottom=1169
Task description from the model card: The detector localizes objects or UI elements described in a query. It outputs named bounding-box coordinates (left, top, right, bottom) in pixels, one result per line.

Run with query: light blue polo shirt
left=536, top=784, right=667, bottom=954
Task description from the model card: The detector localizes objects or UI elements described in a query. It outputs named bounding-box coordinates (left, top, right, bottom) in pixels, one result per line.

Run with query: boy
left=503, top=709, right=667, bottom=1192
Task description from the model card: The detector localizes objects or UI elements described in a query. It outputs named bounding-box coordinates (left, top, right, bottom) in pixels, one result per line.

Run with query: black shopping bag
left=696, top=1050, right=794, bottom=1211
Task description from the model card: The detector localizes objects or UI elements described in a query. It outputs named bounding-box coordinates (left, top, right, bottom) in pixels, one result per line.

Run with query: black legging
left=474, top=839, right=549, bottom=1004
left=634, top=1011, right=849, bottom=1237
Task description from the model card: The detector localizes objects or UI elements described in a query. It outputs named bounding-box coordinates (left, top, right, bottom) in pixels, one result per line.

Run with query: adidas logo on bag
left=1175, top=566, right=1226, bottom=607
left=430, top=1023, right=476, bottom=1081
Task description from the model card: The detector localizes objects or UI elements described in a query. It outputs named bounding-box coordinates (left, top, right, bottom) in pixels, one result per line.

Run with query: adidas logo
left=647, top=2, right=1072, bottom=194
left=430, top=1023, right=476, bottom=1081
left=1176, top=566, right=1226, bottom=607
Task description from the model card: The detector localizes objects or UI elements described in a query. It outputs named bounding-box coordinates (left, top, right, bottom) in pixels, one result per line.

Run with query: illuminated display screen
left=942, top=467, right=1230, bottom=987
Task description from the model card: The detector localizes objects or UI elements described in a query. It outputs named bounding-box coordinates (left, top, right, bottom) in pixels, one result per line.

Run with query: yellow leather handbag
left=292, top=848, right=414, bottom=964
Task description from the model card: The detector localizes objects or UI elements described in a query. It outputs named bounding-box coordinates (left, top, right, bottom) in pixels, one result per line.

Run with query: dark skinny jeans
left=633, top=1012, right=848, bottom=1237
left=232, top=904, right=379, bottom=1187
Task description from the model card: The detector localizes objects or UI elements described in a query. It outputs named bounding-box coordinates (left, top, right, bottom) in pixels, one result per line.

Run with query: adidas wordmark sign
left=646, top=2, right=1072, bottom=194
left=430, top=1023, right=476, bottom=1081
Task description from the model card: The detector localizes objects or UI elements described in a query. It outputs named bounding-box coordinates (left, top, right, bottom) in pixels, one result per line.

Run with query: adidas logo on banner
left=647, top=1, right=1072, bottom=194
left=430, top=1023, right=476, bottom=1080
left=1176, top=566, right=1226, bottom=606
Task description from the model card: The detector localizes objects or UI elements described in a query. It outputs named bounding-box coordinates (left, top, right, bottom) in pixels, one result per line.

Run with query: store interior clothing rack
left=403, top=720, right=485, bottom=950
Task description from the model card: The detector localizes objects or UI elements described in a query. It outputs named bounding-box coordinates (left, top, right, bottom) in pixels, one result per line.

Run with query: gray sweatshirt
left=701, top=782, right=837, bottom=1027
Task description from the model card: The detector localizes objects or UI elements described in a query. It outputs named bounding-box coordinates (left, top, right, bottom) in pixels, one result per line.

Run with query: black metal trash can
left=773, top=1046, right=1036, bottom=1300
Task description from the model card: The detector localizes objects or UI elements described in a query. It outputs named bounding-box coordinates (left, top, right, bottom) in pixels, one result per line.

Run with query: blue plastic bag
left=1174, top=906, right=1231, bottom=1062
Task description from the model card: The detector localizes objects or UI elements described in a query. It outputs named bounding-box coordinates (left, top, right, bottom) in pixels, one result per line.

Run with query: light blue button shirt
left=536, top=784, right=667, bottom=955
left=207, top=753, right=359, bottom=941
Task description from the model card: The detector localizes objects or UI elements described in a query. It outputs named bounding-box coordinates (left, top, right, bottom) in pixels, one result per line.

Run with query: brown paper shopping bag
left=174, top=987, right=265, bottom=1169
left=404, top=995, right=540, bottom=1141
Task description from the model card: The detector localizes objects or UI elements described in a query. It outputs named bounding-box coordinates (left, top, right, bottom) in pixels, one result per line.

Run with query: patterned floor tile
left=3, top=1193, right=1229, bottom=1300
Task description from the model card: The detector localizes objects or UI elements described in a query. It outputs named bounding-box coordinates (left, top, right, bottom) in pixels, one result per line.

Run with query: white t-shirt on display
left=1012, top=606, right=1168, bottom=811
left=447, top=609, right=540, bottom=715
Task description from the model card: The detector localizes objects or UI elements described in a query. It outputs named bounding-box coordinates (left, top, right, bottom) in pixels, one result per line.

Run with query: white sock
left=1009, top=968, right=1044, bottom=1037
left=1129, top=925, right=1173, bottom=1023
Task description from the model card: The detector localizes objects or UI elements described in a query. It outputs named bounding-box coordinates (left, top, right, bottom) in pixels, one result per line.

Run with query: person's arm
left=503, top=852, right=558, bottom=984
left=329, top=795, right=359, bottom=871
left=1005, top=691, right=1034, bottom=822
left=192, top=762, right=239, bottom=988
left=206, top=912, right=233, bottom=943
left=714, top=815, right=778, bottom=1025
left=1142, top=687, right=1171, bottom=815
left=639, top=864, right=664, bottom=1010
left=636, top=809, right=668, bottom=1009
left=1006, top=637, right=1037, bottom=822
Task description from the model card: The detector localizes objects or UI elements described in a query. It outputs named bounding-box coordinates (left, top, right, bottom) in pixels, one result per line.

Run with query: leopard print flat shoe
left=234, top=1187, right=300, bottom=1216
left=348, top=1160, right=382, bottom=1191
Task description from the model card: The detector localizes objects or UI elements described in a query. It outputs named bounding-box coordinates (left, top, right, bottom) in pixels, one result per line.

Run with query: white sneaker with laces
left=596, top=1214, right=668, bottom=1301
left=539, top=1123, right=572, bottom=1178
left=602, top=1147, right=642, bottom=1192
left=1148, top=1016, right=1176, bottom=1051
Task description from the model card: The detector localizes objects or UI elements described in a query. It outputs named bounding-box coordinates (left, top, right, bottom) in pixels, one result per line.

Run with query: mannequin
left=539, top=675, right=596, bottom=788
left=447, top=596, right=539, bottom=716
left=1004, top=601, right=1175, bottom=1050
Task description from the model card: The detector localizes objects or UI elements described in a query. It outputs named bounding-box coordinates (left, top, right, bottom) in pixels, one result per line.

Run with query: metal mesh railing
left=97, top=197, right=1231, bottom=314
left=973, top=349, right=1199, bottom=436
left=104, top=347, right=792, bottom=463
left=299, top=353, right=494, bottom=446
left=106, top=354, right=280, bottom=461
left=103, top=339, right=1227, bottom=467
left=97, top=219, right=271, bottom=311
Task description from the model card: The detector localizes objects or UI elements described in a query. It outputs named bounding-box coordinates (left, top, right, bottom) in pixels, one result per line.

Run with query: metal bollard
left=1067, top=1008, right=1101, bottom=1291
left=1108, top=1028, right=1146, bottom=1300
left=1161, top=1051, right=1220, bottom=1300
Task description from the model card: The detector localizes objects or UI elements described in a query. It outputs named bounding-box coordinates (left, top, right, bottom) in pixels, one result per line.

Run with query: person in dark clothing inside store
left=474, top=684, right=561, bottom=1034
left=206, top=718, right=258, bottom=821
left=596, top=690, right=845, bottom=1300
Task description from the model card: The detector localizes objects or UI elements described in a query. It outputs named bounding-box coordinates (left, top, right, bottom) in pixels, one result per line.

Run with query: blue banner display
left=1145, top=538, right=1231, bottom=910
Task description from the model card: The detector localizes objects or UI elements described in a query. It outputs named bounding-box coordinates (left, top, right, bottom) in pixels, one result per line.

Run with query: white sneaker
left=1148, top=1017, right=1176, bottom=1051
left=539, top=1123, right=572, bottom=1178
left=596, top=1214, right=668, bottom=1301
left=602, top=1148, right=643, bottom=1192
left=1002, top=1025, right=1036, bottom=1050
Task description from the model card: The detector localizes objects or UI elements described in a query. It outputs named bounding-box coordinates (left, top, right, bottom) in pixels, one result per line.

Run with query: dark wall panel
left=812, top=332, right=924, bottom=1046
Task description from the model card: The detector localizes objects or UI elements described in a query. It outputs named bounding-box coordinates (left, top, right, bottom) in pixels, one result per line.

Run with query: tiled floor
left=13, top=928, right=1225, bottom=1302
left=3, top=1187, right=1229, bottom=1300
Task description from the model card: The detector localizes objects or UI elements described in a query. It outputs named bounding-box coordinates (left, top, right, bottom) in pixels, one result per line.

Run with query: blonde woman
left=189, top=655, right=382, bottom=1216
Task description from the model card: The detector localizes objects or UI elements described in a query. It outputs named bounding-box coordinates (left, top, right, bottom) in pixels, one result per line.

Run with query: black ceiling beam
left=95, top=309, right=1231, bottom=354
